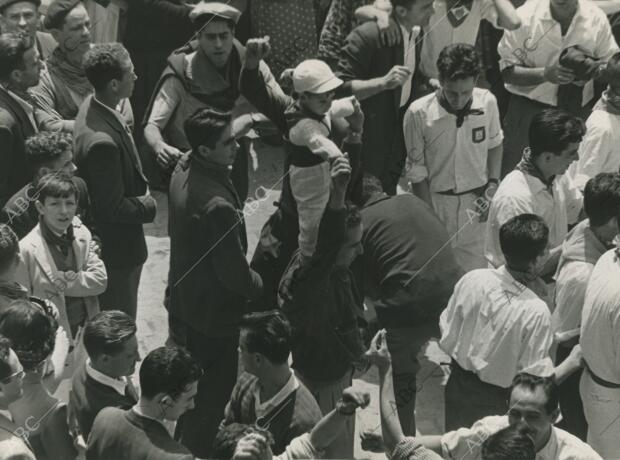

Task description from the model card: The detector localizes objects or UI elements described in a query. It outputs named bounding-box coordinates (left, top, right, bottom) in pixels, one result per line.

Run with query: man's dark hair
left=481, top=423, right=535, bottom=460
left=0, top=299, right=58, bottom=371
left=437, top=43, right=481, bottom=82
left=0, top=32, right=33, bottom=81
left=392, top=0, right=416, bottom=8
left=35, top=171, right=78, bottom=204
left=83, top=310, right=137, bottom=359
left=361, top=173, right=384, bottom=205
left=26, top=131, right=73, bottom=171
left=184, top=108, right=232, bottom=151
left=240, top=310, right=291, bottom=365
left=139, top=346, right=202, bottom=400
left=0, top=335, right=13, bottom=381
left=0, top=224, right=19, bottom=275
left=213, top=423, right=274, bottom=460
left=194, top=13, right=235, bottom=32
left=83, top=43, right=130, bottom=91
left=510, top=373, right=560, bottom=415
left=529, top=109, right=585, bottom=158
left=499, top=214, right=549, bottom=268
left=584, top=173, right=620, bottom=226
left=605, top=51, right=620, bottom=90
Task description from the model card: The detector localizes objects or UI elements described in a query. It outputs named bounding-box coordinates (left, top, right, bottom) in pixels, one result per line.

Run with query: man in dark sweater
left=69, top=310, right=140, bottom=439
left=219, top=310, right=322, bottom=454
left=358, top=174, right=462, bottom=435
left=278, top=155, right=366, bottom=459
left=86, top=346, right=202, bottom=460
left=168, top=108, right=262, bottom=457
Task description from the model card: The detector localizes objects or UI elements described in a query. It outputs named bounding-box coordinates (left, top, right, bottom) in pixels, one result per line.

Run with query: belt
left=586, top=362, right=620, bottom=389
left=436, top=185, right=486, bottom=196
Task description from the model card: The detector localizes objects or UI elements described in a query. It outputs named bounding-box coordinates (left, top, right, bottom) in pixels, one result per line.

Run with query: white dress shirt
left=440, top=266, right=554, bottom=388
left=420, top=0, right=499, bottom=79
left=86, top=359, right=137, bottom=398
left=441, top=415, right=603, bottom=459
left=485, top=170, right=578, bottom=268
left=568, top=106, right=620, bottom=190
left=498, top=0, right=618, bottom=107
left=580, top=248, right=620, bottom=385
left=404, top=88, right=503, bottom=193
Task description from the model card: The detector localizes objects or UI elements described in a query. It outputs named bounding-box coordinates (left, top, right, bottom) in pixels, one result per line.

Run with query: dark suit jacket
left=74, top=95, right=156, bottom=268
left=168, top=154, right=262, bottom=338
left=0, top=87, right=36, bottom=208
left=337, top=21, right=422, bottom=194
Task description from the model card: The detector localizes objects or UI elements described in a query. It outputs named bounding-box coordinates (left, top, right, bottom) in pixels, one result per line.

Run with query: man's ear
left=197, top=144, right=210, bottom=158
left=9, top=68, right=22, bottom=84
left=34, top=199, right=45, bottom=215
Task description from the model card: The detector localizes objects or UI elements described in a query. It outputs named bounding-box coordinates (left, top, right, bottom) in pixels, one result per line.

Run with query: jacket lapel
left=31, top=227, right=60, bottom=287
left=0, top=86, right=36, bottom=135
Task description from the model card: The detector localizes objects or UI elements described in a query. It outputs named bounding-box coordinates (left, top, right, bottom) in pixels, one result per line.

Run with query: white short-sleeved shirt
left=440, top=266, right=554, bottom=388
left=420, top=0, right=499, bottom=79
left=441, top=415, right=603, bottom=460
left=485, top=170, right=576, bottom=268
left=497, top=0, right=619, bottom=107
left=404, top=88, right=503, bottom=193
left=580, top=248, right=620, bottom=385
left=568, top=107, right=620, bottom=190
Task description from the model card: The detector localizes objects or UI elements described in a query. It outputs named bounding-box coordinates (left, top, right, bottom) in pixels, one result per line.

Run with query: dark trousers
left=444, top=361, right=509, bottom=431
left=383, top=321, right=439, bottom=436
left=99, top=264, right=143, bottom=319
left=556, top=343, right=588, bottom=441
left=176, top=330, right=239, bottom=458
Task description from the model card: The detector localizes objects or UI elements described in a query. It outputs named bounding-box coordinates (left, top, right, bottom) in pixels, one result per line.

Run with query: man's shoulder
left=553, top=426, right=603, bottom=459
left=495, top=170, right=532, bottom=198
left=0, top=105, right=16, bottom=129
left=350, top=20, right=381, bottom=39
left=292, top=381, right=323, bottom=422
left=92, top=406, right=127, bottom=427
left=408, top=91, right=437, bottom=113
left=0, top=435, right=35, bottom=460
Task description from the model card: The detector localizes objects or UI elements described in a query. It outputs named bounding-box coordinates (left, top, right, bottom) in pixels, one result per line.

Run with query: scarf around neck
left=438, top=90, right=484, bottom=128
left=39, top=215, right=74, bottom=256
left=593, top=88, right=620, bottom=116
left=515, top=148, right=555, bottom=188
left=47, top=47, right=93, bottom=99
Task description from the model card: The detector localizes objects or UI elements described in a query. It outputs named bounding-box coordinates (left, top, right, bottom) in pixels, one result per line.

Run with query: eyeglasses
left=1, top=368, right=25, bottom=384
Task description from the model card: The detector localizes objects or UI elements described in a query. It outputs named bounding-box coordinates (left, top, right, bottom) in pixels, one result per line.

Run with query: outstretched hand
left=365, top=329, right=391, bottom=370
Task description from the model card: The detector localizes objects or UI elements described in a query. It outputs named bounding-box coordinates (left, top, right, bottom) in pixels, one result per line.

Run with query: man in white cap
left=143, top=0, right=274, bottom=199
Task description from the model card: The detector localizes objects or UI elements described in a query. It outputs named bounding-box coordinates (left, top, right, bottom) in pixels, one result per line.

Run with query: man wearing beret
left=0, top=33, right=43, bottom=208
left=31, top=0, right=132, bottom=132
left=142, top=0, right=270, bottom=197
left=0, top=0, right=56, bottom=60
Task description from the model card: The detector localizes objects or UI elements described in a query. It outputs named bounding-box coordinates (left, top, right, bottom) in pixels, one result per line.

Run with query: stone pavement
left=137, top=140, right=450, bottom=459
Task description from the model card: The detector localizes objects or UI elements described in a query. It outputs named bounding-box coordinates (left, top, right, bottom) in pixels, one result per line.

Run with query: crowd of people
left=1, top=0, right=620, bottom=458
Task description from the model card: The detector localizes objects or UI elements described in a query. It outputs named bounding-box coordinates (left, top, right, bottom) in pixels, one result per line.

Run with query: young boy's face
left=36, top=194, right=77, bottom=234
left=440, top=76, right=476, bottom=110
left=300, top=90, right=335, bottom=116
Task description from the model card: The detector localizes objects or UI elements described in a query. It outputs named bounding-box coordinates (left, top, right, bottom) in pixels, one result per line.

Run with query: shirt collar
left=426, top=90, right=484, bottom=122
left=86, top=359, right=128, bottom=396
left=254, top=371, right=299, bottom=417
left=536, top=427, right=559, bottom=460
left=93, top=95, right=126, bottom=125
left=131, top=406, right=168, bottom=430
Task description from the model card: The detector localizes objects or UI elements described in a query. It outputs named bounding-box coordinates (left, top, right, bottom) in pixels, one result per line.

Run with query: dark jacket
left=86, top=408, right=192, bottom=460
left=74, top=95, right=156, bottom=268
left=168, top=154, right=262, bottom=337
left=337, top=21, right=422, bottom=195
left=361, top=193, right=462, bottom=328
left=69, top=362, right=138, bottom=439
left=279, top=205, right=365, bottom=382
left=1, top=176, right=92, bottom=239
left=0, top=87, right=36, bottom=208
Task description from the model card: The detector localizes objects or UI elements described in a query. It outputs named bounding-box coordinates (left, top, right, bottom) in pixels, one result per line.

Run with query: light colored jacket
left=17, top=217, right=107, bottom=342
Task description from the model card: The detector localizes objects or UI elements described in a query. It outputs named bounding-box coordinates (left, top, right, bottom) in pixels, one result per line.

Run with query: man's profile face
left=441, top=76, right=476, bottom=110
left=544, top=142, right=580, bottom=176
left=162, top=381, right=198, bottom=421
left=0, top=1, right=38, bottom=38
left=16, top=45, right=42, bottom=89
left=198, top=20, right=234, bottom=69
left=507, top=385, right=555, bottom=452
left=203, top=123, right=239, bottom=168
left=115, top=57, right=137, bottom=99
left=56, top=3, right=91, bottom=56
left=102, top=335, right=140, bottom=378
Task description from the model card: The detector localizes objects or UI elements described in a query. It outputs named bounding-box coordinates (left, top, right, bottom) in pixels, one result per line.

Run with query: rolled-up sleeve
left=146, top=76, right=184, bottom=131
left=403, top=106, right=428, bottom=184
left=486, top=93, right=504, bottom=149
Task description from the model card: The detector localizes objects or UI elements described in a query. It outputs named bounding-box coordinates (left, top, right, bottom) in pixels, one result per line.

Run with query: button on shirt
left=498, top=0, right=618, bottom=107
left=420, top=0, right=499, bottom=79
left=404, top=88, right=503, bottom=193
left=568, top=107, right=620, bottom=190
left=485, top=170, right=577, bottom=268
left=440, top=266, right=553, bottom=388
left=441, top=415, right=603, bottom=460
left=580, top=248, right=620, bottom=385
left=400, top=25, right=421, bottom=107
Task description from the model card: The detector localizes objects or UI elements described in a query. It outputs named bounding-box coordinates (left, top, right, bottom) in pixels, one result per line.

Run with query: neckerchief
left=515, top=147, right=555, bottom=188
left=47, top=47, right=93, bottom=99
left=39, top=215, right=75, bottom=256
left=447, top=0, right=474, bottom=27
left=438, top=90, right=484, bottom=128
left=505, top=265, right=548, bottom=300
left=593, top=88, right=620, bottom=116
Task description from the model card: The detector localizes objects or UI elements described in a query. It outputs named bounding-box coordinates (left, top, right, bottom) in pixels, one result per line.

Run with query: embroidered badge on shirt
left=472, top=126, right=486, bottom=143
left=447, top=4, right=471, bottom=27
